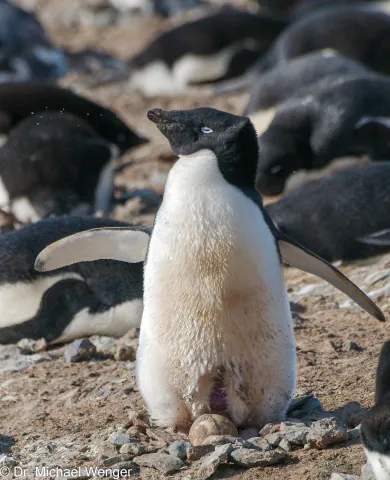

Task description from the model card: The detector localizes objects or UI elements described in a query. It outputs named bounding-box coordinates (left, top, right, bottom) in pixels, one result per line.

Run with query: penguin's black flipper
left=276, top=230, right=385, bottom=322
left=358, top=229, right=390, bottom=246
left=35, top=226, right=152, bottom=272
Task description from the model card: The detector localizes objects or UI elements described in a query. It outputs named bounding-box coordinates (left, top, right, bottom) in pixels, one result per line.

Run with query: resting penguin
left=0, top=112, right=119, bottom=222
left=214, top=4, right=390, bottom=94
left=95, top=8, right=287, bottom=95
left=361, top=339, right=390, bottom=480
left=34, top=108, right=384, bottom=429
left=266, top=163, right=390, bottom=262
left=0, top=0, right=67, bottom=83
left=0, top=83, right=146, bottom=153
left=256, top=76, right=390, bottom=196
left=246, top=51, right=372, bottom=134
left=0, top=216, right=147, bottom=345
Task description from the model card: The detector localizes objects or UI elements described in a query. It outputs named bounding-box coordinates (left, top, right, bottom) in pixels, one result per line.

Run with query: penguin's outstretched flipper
left=358, top=229, right=390, bottom=246
left=277, top=230, right=385, bottom=322
left=35, top=226, right=152, bottom=272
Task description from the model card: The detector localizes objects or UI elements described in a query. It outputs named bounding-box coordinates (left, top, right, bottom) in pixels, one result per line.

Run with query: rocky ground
left=1, top=1, right=390, bottom=479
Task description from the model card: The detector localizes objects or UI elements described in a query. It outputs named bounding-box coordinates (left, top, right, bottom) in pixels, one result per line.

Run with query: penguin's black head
left=256, top=126, right=312, bottom=196
left=147, top=107, right=259, bottom=187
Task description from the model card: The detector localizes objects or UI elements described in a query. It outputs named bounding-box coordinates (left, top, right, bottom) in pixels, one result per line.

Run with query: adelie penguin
left=95, top=8, right=286, bottom=95
left=214, top=4, right=390, bottom=94
left=35, top=107, right=384, bottom=430
left=0, top=0, right=67, bottom=83
left=361, top=339, right=390, bottom=480
left=0, top=112, right=119, bottom=222
left=0, top=82, right=146, bottom=153
left=245, top=51, right=371, bottom=135
left=256, top=76, right=390, bottom=196
left=266, top=163, right=390, bottom=262
left=0, top=216, right=148, bottom=345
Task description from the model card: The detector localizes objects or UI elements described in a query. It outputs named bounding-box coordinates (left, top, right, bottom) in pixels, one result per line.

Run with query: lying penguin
left=214, top=4, right=390, bottom=94
left=266, top=163, right=390, bottom=262
left=0, top=216, right=147, bottom=345
left=361, top=339, right=390, bottom=480
left=96, top=8, right=286, bottom=95
left=245, top=51, right=371, bottom=135
left=0, top=112, right=119, bottom=222
left=0, top=0, right=67, bottom=83
left=35, top=108, right=384, bottom=429
left=256, top=76, right=390, bottom=196
left=0, top=83, right=146, bottom=153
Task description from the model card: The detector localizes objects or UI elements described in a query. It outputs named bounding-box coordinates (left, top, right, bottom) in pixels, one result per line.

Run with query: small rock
left=230, top=448, right=286, bottom=468
left=288, top=397, right=324, bottom=419
left=330, top=474, right=360, bottom=480
left=264, top=433, right=283, bottom=447
left=17, top=338, right=47, bottom=354
left=288, top=394, right=314, bottom=413
left=189, top=414, right=238, bottom=446
left=347, top=426, right=361, bottom=440
left=115, top=344, right=136, bottom=362
left=108, top=461, right=139, bottom=474
left=307, top=417, right=348, bottom=449
left=108, top=432, right=135, bottom=447
left=64, top=339, right=96, bottom=363
left=186, top=445, right=215, bottom=462
left=259, top=422, right=281, bottom=436
left=100, top=454, right=133, bottom=467
left=362, top=462, right=376, bottom=480
left=319, top=339, right=338, bottom=354
left=342, top=340, right=364, bottom=352
left=332, top=402, right=365, bottom=427
left=195, top=444, right=232, bottom=479
left=278, top=438, right=292, bottom=452
left=201, top=435, right=239, bottom=446
left=133, top=452, right=184, bottom=475
left=119, top=443, right=144, bottom=457
left=168, top=440, right=191, bottom=460
left=0, top=453, right=18, bottom=467
left=246, top=437, right=272, bottom=452
left=239, top=428, right=259, bottom=440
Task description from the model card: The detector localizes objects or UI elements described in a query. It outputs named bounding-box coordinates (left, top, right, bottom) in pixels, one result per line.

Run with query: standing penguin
left=35, top=108, right=384, bottom=430
left=0, top=216, right=149, bottom=345
left=361, top=339, right=390, bottom=480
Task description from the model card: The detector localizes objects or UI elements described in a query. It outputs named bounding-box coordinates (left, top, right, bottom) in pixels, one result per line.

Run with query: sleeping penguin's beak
left=147, top=109, right=173, bottom=125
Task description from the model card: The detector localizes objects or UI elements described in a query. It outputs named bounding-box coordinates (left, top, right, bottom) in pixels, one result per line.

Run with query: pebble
left=278, top=438, right=292, bottom=452
left=186, top=445, right=215, bottom=462
left=100, top=454, right=133, bottom=467
left=119, top=443, right=144, bottom=457
left=289, top=397, right=325, bottom=420
left=201, top=435, right=241, bottom=446
left=64, top=339, right=97, bottom=363
left=16, top=338, right=47, bottom=354
left=263, top=433, right=283, bottom=447
left=246, top=437, right=272, bottom=452
left=189, top=414, right=238, bottom=446
left=115, top=344, right=136, bottom=362
left=133, top=452, right=184, bottom=475
left=342, top=340, right=364, bottom=352
left=168, top=440, right=191, bottom=460
left=307, top=417, right=348, bottom=449
left=229, top=448, right=287, bottom=468
left=195, top=444, right=232, bottom=480
left=287, top=394, right=314, bottom=413
left=259, top=422, right=280, bottom=436
left=0, top=453, right=18, bottom=467
left=108, top=432, right=136, bottom=447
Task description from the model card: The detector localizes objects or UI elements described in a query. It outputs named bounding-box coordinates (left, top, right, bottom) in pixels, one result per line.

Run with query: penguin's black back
left=130, top=9, right=286, bottom=69
left=266, top=163, right=390, bottom=261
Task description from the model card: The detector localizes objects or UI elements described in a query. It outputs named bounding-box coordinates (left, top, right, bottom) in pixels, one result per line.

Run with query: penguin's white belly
left=137, top=150, right=296, bottom=428
left=364, top=449, right=390, bottom=480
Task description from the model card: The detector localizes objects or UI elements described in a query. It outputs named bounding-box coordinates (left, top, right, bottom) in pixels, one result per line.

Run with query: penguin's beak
left=147, top=109, right=173, bottom=125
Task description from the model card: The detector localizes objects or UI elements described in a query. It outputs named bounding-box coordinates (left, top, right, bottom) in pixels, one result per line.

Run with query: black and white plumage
left=35, top=108, right=384, bottom=430
left=215, top=4, right=390, bottom=94
left=0, top=216, right=148, bottom=345
left=256, top=76, right=390, bottom=196
left=266, top=163, right=390, bottom=262
left=101, top=8, right=286, bottom=95
left=0, top=112, right=119, bottom=222
left=361, top=339, right=390, bottom=480
left=0, top=83, right=146, bottom=154
left=0, top=0, right=67, bottom=83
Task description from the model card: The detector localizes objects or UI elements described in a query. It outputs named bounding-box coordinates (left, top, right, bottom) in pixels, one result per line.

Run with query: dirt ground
left=1, top=2, right=390, bottom=479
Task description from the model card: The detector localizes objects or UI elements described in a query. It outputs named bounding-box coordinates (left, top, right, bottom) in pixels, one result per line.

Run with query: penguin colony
left=2, top=0, right=390, bottom=476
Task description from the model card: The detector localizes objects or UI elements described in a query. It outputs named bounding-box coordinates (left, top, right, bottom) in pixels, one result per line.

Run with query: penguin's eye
left=201, top=127, right=213, bottom=134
